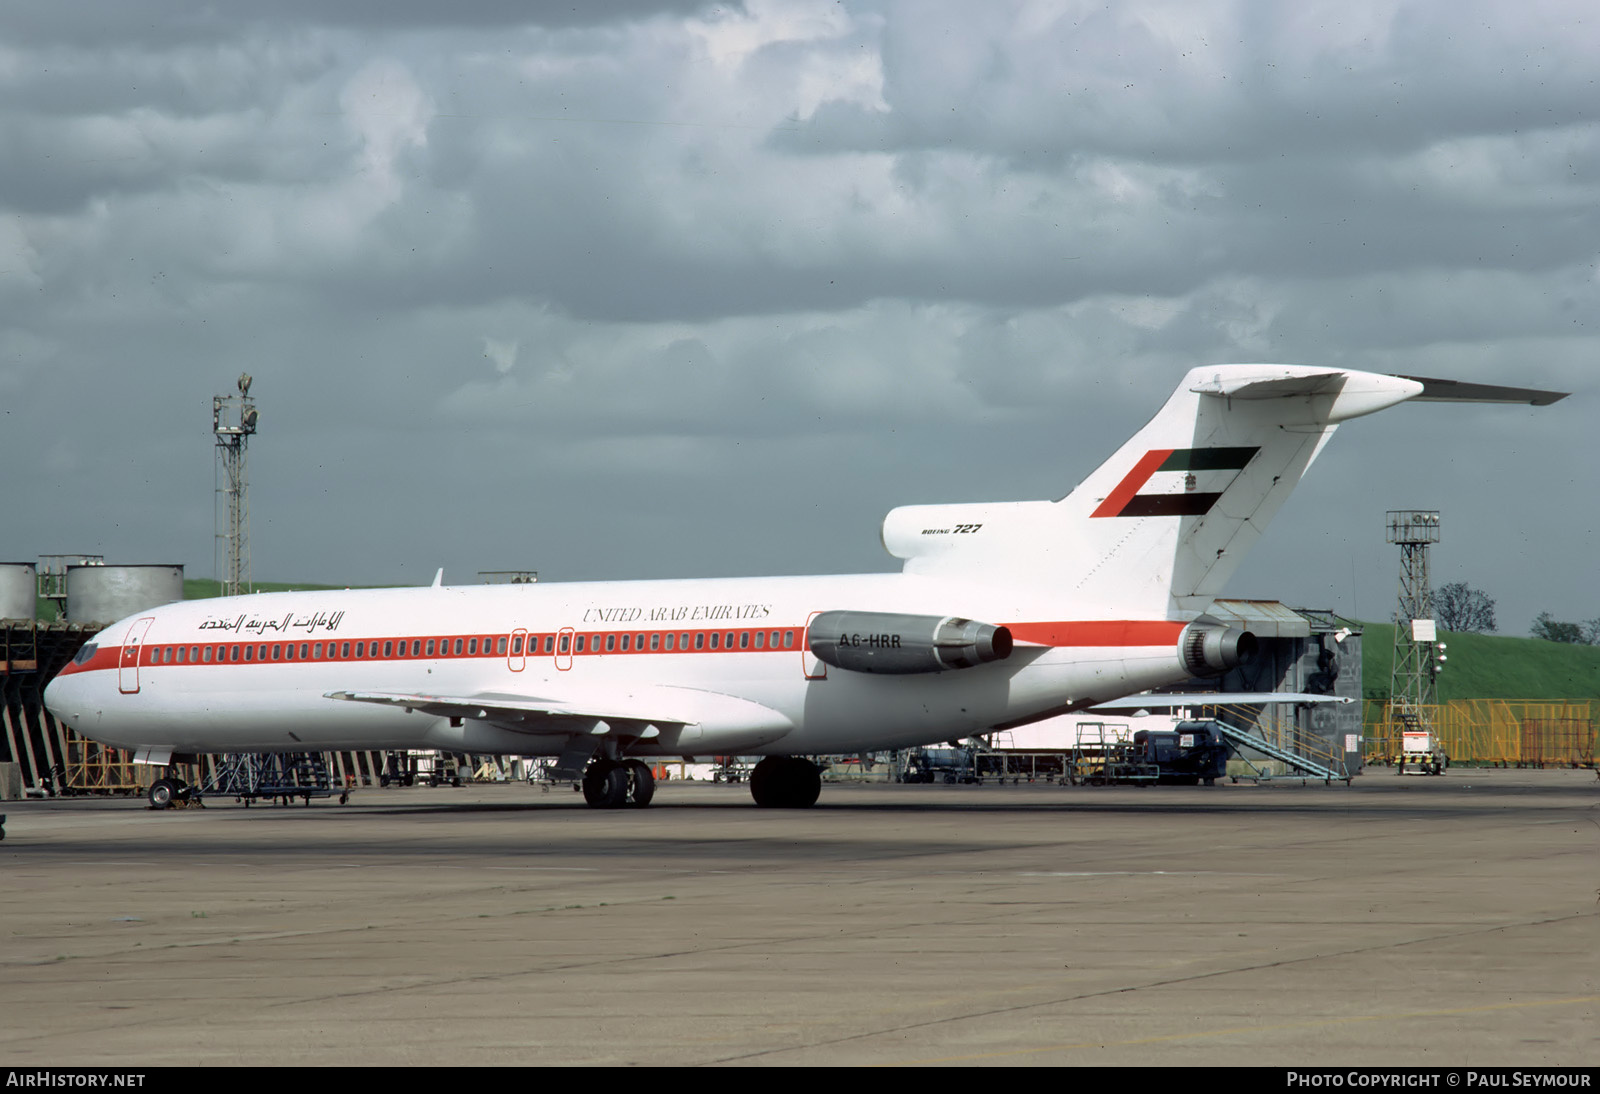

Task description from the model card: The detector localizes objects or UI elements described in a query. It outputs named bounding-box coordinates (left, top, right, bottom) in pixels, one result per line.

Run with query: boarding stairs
left=1214, top=722, right=1351, bottom=784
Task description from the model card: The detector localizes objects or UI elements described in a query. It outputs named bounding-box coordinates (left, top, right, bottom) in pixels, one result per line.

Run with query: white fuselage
left=44, top=571, right=1191, bottom=758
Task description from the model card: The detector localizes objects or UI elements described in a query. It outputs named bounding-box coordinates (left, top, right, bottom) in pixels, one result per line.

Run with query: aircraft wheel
left=625, top=760, right=656, bottom=807
left=582, top=762, right=629, bottom=809
left=787, top=758, right=821, bottom=807
left=750, top=757, right=821, bottom=808
left=148, top=779, right=176, bottom=809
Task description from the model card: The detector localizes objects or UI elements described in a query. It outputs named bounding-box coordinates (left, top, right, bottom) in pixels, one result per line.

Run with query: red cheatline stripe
left=1091, top=448, right=1173, bottom=518
left=68, top=617, right=1192, bottom=675
left=1008, top=620, right=1186, bottom=647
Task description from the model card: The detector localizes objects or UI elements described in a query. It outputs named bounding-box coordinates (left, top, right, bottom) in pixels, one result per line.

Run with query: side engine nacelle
left=1178, top=621, right=1257, bottom=677
left=808, top=611, right=1014, bottom=675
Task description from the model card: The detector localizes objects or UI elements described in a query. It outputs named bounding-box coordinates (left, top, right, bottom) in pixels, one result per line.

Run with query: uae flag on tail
left=1092, top=447, right=1259, bottom=518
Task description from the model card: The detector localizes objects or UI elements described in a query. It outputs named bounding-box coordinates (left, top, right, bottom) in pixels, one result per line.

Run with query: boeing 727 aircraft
left=44, top=365, right=1564, bottom=809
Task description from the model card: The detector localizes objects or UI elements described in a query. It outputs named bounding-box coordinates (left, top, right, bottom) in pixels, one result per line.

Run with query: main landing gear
left=148, top=775, right=193, bottom=809
left=581, top=758, right=655, bottom=809
left=576, top=756, right=823, bottom=809
left=749, top=757, right=822, bottom=808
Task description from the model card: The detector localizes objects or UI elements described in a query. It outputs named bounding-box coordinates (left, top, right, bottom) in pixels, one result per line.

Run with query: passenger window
left=544, top=635, right=553, bottom=653
left=202, top=646, right=212, bottom=663
left=650, top=633, right=660, bottom=651
left=285, top=644, right=295, bottom=660
left=560, top=635, right=570, bottom=653
left=740, top=631, right=750, bottom=649
left=411, top=640, right=420, bottom=656
left=576, top=635, right=587, bottom=652
left=635, top=633, right=645, bottom=649
left=709, top=632, right=720, bottom=650
left=513, top=636, right=523, bottom=655
left=272, top=644, right=282, bottom=660
left=694, top=632, right=704, bottom=650
left=783, top=631, right=794, bottom=649
left=606, top=634, right=616, bottom=652
left=244, top=645, right=254, bottom=661
left=341, top=642, right=351, bottom=658
left=620, top=634, right=630, bottom=651
left=356, top=642, right=365, bottom=657
left=770, top=630, right=779, bottom=647
left=384, top=641, right=394, bottom=657
left=681, top=632, right=690, bottom=648
left=754, top=631, right=764, bottom=649
left=468, top=638, right=478, bottom=655
left=497, top=636, right=507, bottom=654
left=725, top=632, right=734, bottom=648
left=664, top=634, right=674, bottom=651
left=312, top=643, right=322, bottom=659
left=299, top=643, right=308, bottom=659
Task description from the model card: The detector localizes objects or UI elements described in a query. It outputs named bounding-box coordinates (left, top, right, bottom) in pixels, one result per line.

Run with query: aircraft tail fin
left=883, top=365, right=1560, bottom=618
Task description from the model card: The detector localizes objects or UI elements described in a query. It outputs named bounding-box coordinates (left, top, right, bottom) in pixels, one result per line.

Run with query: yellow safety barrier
left=1364, top=700, right=1597, bottom=766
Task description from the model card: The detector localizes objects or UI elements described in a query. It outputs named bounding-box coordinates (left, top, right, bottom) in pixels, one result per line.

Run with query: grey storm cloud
left=0, top=0, right=1594, bottom=633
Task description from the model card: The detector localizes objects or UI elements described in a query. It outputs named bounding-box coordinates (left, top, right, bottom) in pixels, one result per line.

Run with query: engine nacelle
left=1178, top=622, right=1257, bottom=677
left=808, top=611, right=1014, bottom=675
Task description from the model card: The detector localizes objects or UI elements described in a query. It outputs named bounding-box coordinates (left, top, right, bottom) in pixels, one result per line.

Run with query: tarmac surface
left=1, top=767, right=1595, bottom=1067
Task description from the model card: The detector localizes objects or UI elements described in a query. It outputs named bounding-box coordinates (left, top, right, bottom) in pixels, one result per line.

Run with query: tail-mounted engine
left=808, top=611, right=1013, bottom=675
left=1178, top=621, right=1257, bottom=677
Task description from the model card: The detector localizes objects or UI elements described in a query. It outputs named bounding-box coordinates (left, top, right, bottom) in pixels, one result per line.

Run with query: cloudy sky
left=2, top=0, right=1594, bottom=634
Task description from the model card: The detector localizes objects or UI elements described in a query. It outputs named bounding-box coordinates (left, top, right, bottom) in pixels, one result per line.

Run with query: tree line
left=1426, top=582, right=1599, bottom=643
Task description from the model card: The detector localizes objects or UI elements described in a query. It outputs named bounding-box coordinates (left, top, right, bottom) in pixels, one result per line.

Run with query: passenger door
left=118, top=617, right=155, bottom=694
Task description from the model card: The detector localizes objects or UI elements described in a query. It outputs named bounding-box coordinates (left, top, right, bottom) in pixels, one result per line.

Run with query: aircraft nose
left=44, top=672, right=94, bottom=731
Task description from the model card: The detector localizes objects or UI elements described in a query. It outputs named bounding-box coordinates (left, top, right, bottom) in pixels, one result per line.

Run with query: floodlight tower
left=1386, top=510, right=1446, bottom=763
left=214, top=373, right=258, bottom=597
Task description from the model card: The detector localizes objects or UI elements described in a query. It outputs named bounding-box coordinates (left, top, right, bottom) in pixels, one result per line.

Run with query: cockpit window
left=73, top=642, right=97, bottom=665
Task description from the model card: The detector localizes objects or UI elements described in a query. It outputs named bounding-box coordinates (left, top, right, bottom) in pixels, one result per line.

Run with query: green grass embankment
left=1361, top=622, right=1600, bottom=702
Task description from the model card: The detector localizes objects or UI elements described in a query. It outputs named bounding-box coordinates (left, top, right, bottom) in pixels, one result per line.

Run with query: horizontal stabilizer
left=1397, top=374, right=1568, bottom=406
left=1092, top=692, right=1355, bottom=711
left=1188, top=369, right=1347, bottom=399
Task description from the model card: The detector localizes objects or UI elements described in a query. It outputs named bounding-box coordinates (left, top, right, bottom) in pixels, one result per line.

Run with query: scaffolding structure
left=214, top=374, right=258, bottom=597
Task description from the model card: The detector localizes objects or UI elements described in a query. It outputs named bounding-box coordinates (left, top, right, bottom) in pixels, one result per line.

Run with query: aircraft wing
left=1091, top=692, right=1355, bottom=711
left=327, top=688, right=689, bottom=735
left=326, top=683, right=792, bottom=741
